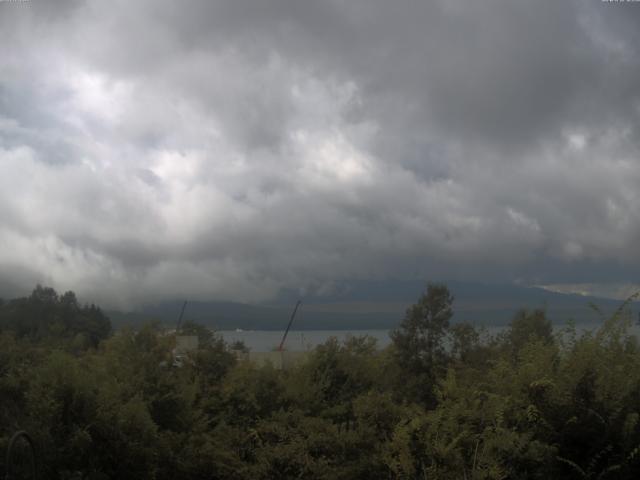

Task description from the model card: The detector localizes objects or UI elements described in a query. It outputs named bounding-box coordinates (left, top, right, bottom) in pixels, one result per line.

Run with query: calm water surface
left=219, top=323, right=630, bottom=352
left=219, top=330, right=392, bottom=352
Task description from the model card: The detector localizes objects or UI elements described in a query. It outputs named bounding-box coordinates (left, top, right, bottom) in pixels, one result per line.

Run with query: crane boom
left=176, top=300, right=188, bottom=332
left=278, top=300, right=301, bottom=352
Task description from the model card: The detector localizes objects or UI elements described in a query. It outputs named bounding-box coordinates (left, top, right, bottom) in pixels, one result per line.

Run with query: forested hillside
left=2, top=285, right=640, bottom=479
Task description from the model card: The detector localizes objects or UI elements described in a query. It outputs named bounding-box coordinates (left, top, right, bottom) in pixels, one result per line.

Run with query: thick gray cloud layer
left=1, top=0, right=640, bottom=307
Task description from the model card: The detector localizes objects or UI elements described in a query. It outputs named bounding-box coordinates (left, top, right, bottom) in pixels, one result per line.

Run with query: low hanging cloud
left=1, top=0, right=640, bottom=308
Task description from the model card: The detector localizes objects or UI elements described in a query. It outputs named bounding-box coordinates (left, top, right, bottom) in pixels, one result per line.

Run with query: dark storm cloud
left=1, top=0, right=639, bottom=307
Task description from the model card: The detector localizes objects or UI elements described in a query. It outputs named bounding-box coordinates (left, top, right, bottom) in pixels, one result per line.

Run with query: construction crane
left=175, top=300, right=188, bottom=332
left=173, top=300, right=194, bottom=368
left=278, top=300, right=301, bottom=352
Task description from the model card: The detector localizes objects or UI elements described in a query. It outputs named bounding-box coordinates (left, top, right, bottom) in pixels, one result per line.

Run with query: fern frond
left=556, top=456, right=587, bottom=478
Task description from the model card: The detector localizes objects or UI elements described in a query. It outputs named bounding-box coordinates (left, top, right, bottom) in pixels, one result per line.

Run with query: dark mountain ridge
left=107, top=281, right=639, bottom=331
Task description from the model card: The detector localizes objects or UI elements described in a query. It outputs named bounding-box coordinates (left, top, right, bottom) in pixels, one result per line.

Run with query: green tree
left=507, top=308, right=553, bottom=357
left=450, top=322, right=481, bottom=364
left=0, top=286, right=111, bottom=347
left=391, top=283, right=454, bottom=405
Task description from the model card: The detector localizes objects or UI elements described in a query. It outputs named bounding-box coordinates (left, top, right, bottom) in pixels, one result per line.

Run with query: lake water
left=219, top=322, right=633, bottom=352
left=219, top=329, right=392, bottom=352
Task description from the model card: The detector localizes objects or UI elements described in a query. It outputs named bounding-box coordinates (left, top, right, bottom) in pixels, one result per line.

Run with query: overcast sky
left=1, top=0, right=640, bottom=308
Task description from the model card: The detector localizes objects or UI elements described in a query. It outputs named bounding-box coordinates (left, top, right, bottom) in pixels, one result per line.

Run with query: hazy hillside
left=107, top=281, right=638, bottom=330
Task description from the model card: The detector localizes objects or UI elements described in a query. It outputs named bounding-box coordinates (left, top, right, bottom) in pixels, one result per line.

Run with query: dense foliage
left=2, top=285, right=640, bottom=479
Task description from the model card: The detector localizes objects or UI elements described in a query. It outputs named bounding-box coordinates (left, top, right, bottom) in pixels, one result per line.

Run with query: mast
left=278, top=300, right=301, bottom=352
left=176, top=300, right=188, bottom=332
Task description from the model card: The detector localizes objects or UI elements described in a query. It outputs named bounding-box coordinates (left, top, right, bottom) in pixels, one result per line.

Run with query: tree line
left=1, top=284, right=640, bottom=479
